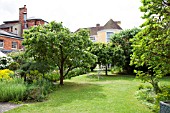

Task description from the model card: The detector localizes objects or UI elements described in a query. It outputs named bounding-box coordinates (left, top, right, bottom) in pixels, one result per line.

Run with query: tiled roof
left=76, top=19, right=122, bottom=35
left=0, top=29, right=23, bottom=39
left=103, top=19, right=122, bottom=29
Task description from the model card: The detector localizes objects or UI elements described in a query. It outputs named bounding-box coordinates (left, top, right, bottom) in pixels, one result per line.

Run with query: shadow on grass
left=46, top=81, right=106, bottom=108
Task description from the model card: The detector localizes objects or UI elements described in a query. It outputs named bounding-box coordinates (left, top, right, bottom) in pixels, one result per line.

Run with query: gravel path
left=0, top=102, right=22, bottom=113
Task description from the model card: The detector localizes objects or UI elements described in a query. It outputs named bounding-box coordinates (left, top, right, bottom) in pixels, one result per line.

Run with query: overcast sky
left=0, top=0, right=144, bottom=32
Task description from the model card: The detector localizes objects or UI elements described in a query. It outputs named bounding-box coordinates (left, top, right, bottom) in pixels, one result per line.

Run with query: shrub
left=25, top=78, right=56, bottom=102
left=9, top=62, right=20, bottom=71
left=66, top=67, right=89, bottom=79
left=26, top=70, right=43, bottom=83
left=0, top=56, right=13, bottom=69
left=0, top=69, right=14, bottom=80
left=111, top=66, right=123, bottom=74
left=0, top=78, right=27, bottom=102
left=44, top=70, right=60, bottom=82
left=8, top=51, right=25, bottom=65
left=154, top=86, right=170, bottom=112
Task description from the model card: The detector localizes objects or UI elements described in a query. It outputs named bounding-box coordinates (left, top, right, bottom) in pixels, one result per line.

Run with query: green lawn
left=7, top=73, right=163, bottom=113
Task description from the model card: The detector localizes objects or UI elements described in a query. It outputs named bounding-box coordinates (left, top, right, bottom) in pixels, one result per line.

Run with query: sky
left=0, top=0, right=144, bottom=32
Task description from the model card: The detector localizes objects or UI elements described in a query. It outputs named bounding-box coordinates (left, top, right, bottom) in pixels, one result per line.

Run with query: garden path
left=0, top=102, right=22, bottom=113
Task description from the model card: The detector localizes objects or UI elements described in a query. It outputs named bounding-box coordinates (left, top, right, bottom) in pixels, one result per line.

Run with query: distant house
left=0, top=30, right=23, bottom=53
left=76, top=19, right=122, bottom=43
left=0, top=5, right=47, bottom=53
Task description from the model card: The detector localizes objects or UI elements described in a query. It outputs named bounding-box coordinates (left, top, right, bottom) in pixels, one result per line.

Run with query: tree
left=23, top=21, right=96, bottom=85
left=89, top=43, right=112, bottom=76
left=110, top=28, right=141, bottom=73
left=130, top=0, right=170, bottom=93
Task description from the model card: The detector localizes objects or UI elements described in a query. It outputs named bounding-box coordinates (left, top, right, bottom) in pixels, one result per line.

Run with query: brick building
left=0, top=5, right=47, bottom=53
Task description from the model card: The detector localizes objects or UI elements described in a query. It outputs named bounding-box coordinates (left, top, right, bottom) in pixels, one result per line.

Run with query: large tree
left=23, top=21, right=96, bottom=85
left=130, top=0, right=170, bottom=93
left=110, top=28, right=141, bottom=73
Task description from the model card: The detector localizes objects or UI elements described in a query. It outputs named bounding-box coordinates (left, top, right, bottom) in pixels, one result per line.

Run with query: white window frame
left=106, top=32, right=113, bottom=42
left=12, top=42, right=17, bottom=49
left=0, top=40, right=4, bottom=48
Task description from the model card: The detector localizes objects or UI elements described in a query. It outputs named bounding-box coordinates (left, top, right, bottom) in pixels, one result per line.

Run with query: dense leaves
left=130, top=0, right=170, bottom=93
left=110, top=28, right=141, bottom=73
left=23, top=21, right=96, bottom=85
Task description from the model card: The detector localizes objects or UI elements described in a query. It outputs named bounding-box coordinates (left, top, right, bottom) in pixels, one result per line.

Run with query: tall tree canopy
left=130, top=0, right=170, bottom=93
left=23, top=21, right=96, bottom=85
left=110, top=28, right=141, bottom=73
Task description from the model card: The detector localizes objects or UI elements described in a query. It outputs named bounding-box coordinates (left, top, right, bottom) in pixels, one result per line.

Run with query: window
left=12, top=42, right=17, bottom=49
left=24, top=14, right=27, bottom=22
left=106, top=32, right=113, bottom=42
left=90, top=36, right=96, bottom=42
left=0, top=40, right=4, bottom=48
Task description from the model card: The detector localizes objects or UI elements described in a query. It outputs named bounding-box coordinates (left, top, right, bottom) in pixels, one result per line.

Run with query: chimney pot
left=96, top=24, right=100, bottom=27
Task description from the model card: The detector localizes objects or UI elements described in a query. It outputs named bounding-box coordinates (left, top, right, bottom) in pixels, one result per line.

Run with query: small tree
left=89, top=43, right=112, bottom=75
left=23, top=21, right=96, bottom=85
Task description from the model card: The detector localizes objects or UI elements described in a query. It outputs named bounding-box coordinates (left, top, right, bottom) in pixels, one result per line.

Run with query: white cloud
left=0, top=0, right=144, bottom=31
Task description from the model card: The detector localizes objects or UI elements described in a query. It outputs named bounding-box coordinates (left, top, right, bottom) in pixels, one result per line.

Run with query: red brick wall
left=19, top=5, right=27, bottom=34
left=0, top=36, right=23, bottom=50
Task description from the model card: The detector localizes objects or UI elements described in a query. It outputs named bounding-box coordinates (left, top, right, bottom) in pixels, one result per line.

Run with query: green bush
left=111, top=66, right=123, bottom=74
left=9, top=62, right=20, bottom=71
left=154, top=86, right=170, bottom=112
left=25, top=78, right=56, bottom=102
left=44, top=70, right=60, bottom=82
left=66, top=67, right=89, bottom=79
left=0, top=78, right=27, bottom=102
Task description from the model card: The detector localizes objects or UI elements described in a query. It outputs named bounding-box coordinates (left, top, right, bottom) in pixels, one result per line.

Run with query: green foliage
left=130, top=0, right=170, bottom=94
left=8, top=51, right=26, bottom=65
left=44, top=70, right=60, bottom=82
left=26, top=70, right=43, bottom=83
left=23, top=21, right=96, bottom=85
left=88, top=43, right=112, bottom=75
left=9, top=62, right=20, bottom=71
left=110, top=28, right=141, bottom=73
left=0, top=78, right=27, bottom=102
left=25, top=78, right=56, bottom=102
left=111, top=66, right=123, bottom=74
left=66, top=67, right=89, bottom=79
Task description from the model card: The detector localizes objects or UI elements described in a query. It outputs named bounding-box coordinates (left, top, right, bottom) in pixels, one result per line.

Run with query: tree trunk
left=59, top=66, right=64, bottom=85
left=105, top=64, right=108, bottom=76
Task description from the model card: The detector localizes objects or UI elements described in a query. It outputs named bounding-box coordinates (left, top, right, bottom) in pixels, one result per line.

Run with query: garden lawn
left=7, top=74, right=155, bottom=113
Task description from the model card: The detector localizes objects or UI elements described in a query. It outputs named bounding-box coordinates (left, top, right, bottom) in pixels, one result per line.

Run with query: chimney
left=96, top=24, right=100, bottom=27
left=19, top=5, right=27, bottom=34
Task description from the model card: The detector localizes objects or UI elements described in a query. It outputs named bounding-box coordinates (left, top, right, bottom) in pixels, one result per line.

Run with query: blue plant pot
left=160, top=101, right=170, bottom=113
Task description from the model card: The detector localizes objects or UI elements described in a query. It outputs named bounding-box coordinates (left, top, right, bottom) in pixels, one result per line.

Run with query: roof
left=0, top=23, right=19, bottom=29
left=3, top=17, right=48, bottom=24
left=27, top=17, right=48, bottom=23
left=76, top=19, right=122, bottom=35
left=0, top=30, right=23, bottom=40
left=3, top=20, right=19, bottom=24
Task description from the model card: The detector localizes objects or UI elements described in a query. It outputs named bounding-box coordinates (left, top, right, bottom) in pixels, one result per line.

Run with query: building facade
left=77, top=19, right=122, bottom=43
left=0, top=5, right=47, bottom=53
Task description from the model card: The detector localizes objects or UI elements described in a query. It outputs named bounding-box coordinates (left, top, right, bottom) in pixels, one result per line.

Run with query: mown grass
left=7, top=73, right=167, bottom=113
